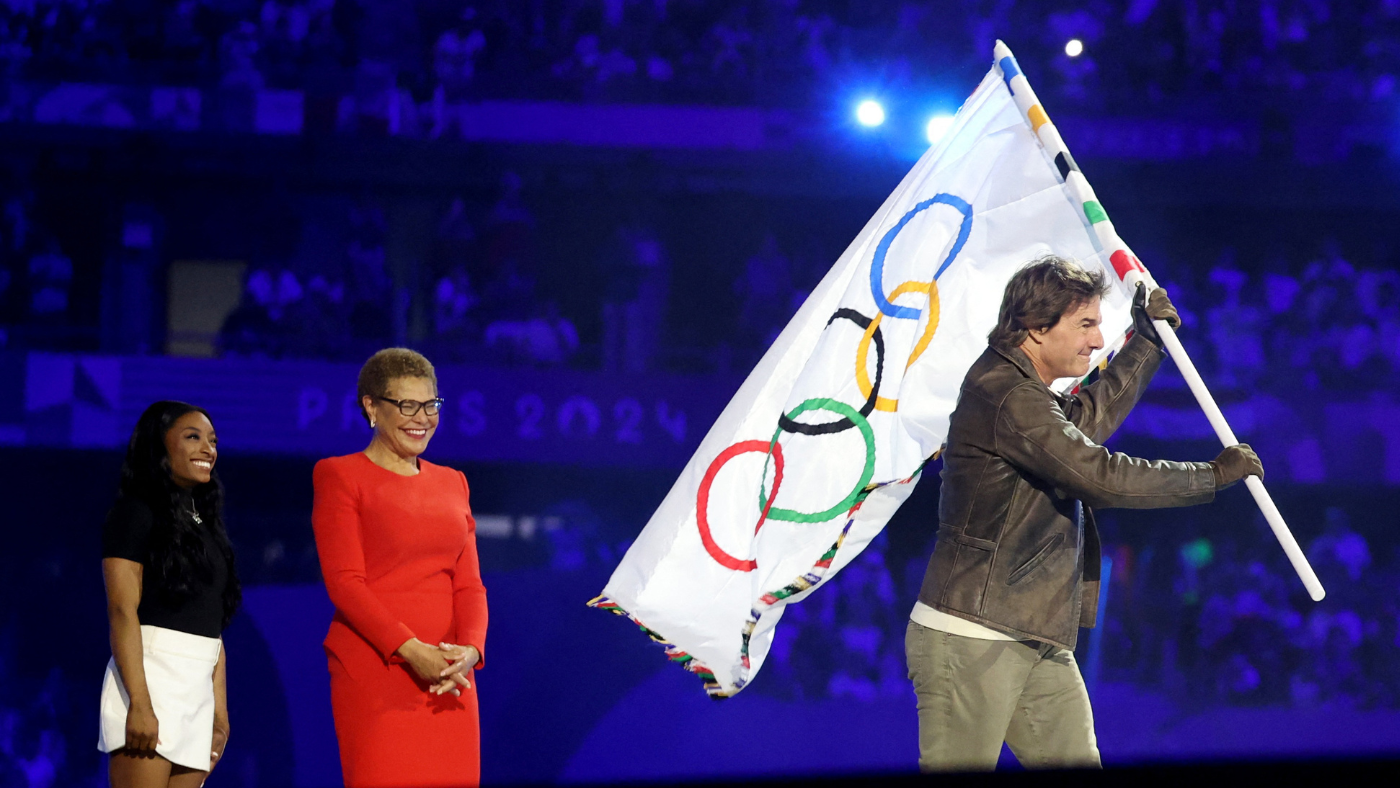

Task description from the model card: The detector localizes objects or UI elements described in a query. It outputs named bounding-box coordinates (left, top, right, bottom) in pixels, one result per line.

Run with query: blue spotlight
left=856, top=100, right=886, bottom=127
left=925, top=114, right=955, bottom=144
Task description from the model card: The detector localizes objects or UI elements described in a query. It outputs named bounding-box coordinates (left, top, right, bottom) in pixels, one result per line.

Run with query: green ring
left=758, top=398, right=876, bottom=523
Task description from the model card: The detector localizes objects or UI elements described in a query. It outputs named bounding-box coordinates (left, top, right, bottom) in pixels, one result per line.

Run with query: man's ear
left=1025, top=328, right=1046, bottom=346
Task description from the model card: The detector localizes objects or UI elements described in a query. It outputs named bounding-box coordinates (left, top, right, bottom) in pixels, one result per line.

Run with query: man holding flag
left=592, top=45, right=1318, bottom=775
left=907, top=256, right=1264, bottom=771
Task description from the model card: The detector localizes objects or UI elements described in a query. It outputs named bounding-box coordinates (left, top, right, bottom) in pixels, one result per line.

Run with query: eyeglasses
left=377, top=397, right=445, bottom=417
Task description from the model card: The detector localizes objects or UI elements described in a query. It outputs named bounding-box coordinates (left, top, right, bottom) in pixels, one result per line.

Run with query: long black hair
left=115, top=400, right=241, bottom=629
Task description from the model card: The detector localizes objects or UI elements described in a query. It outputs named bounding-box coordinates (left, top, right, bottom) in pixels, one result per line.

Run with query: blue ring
left=868, top=193, right=973, bottom=319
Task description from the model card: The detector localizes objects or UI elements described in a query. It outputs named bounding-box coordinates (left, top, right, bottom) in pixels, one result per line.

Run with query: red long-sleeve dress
left=312, top=453, right=488, bottom=788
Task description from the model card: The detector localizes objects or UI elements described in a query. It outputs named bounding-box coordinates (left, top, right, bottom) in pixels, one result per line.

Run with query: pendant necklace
left=187, top=503, right=203, bottom=525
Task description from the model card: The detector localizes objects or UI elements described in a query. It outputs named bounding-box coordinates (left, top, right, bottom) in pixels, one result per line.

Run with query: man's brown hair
left=356, top=347, right=438, bottom=424
left=987, top=255, right=1110, bottom=352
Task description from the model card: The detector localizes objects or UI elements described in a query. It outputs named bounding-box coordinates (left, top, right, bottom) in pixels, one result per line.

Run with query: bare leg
left=167, top=764, right=210, bottom=788
left=109, top=750, right=211, bottom=788
left=109, top=749, right=172, bottom=788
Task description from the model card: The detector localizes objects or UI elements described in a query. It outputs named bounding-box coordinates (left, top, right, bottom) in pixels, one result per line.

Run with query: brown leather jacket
left=916, top=333, right=1217, bottom=650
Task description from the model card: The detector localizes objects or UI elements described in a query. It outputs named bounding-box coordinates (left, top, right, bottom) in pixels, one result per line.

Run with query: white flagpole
left=1155, top=325, right=1324, bottom=600
left=993, top=40, right=1325, bottom=602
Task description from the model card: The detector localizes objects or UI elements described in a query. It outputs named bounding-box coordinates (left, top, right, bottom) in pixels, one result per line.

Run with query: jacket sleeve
left=994, top=381, right=1217, bottom=510
left=311, top=459, right=416, bottom=662
left=1064, top=332, right=1163, bottom=444
left=452, top=471, right=489, bottom=667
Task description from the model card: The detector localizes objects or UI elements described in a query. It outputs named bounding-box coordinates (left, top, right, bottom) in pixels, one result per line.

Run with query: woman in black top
left=99, top=401, right=241, bottom=788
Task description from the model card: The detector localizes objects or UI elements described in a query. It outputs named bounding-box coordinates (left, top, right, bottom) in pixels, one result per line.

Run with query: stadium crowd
left=0, top=0, right=1397, bottom=114
left=3, top=168, right=1398, bottom=398
left=751, top=502, right=1400, bottom=714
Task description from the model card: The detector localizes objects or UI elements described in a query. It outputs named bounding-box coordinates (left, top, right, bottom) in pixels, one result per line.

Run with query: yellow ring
left=855, top=279, right=940, bottom=412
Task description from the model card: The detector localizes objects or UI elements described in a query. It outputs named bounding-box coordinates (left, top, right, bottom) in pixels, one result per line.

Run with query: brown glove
left=1211, top=444, right=1264, bottom=489
left=1132, top=283, right=1182, bottom=347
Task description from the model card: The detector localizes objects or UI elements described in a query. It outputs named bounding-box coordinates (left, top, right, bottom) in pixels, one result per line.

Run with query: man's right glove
left=1212, top=444, right=1264, bottom=489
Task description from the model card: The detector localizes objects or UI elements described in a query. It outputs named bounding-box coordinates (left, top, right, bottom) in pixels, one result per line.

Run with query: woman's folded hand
left=431, top=642, right=481, bottom=696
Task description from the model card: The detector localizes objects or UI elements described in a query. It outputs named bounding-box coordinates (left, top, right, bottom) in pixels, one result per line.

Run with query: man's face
left=1030, top=297, right=1104, bottom=382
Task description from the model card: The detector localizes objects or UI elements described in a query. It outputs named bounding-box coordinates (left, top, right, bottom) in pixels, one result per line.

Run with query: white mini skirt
left=98, top=624, right=223, bottom=771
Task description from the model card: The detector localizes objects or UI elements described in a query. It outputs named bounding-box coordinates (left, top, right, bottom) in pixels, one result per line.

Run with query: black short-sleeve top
left=102, top=496, right=230, bottom=639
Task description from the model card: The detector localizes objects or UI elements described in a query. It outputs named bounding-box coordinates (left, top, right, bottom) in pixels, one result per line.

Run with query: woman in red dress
left=312, top=348, right=488, bottom=788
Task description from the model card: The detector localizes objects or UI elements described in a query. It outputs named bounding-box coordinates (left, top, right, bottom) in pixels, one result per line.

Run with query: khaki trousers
left=905, top=621, right=1101, bottom=771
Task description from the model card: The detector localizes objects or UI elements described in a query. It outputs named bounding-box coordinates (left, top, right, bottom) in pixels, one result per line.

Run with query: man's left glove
left=1132, top=282, right=1181, bottom=348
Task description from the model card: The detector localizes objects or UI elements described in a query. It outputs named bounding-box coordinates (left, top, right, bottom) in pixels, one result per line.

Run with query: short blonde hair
left=356, top=348, right=438, bottom=424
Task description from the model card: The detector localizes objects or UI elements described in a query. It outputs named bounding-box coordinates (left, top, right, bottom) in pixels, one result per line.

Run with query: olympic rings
left=869, top=193, right=971, bottom=319
left=695, top=190, right=971, bottom=571
left=777, top=309, right=883, bottom=435
left=759, top=398, right=876, bottom=524
left=696, top=440, right=786, bottom=572
left=856, top=278, right=941, bottom=412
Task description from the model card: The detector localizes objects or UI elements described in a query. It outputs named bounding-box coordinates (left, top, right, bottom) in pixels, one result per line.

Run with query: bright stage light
left=1065, top=39, right=1084, bottom=57
left=856, top=99, right=886, bottom=127
left=925, top=114, right=955, bottom=144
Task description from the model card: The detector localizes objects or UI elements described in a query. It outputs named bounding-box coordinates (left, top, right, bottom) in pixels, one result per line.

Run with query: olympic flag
left=591, top=45, right=1154, bottom=697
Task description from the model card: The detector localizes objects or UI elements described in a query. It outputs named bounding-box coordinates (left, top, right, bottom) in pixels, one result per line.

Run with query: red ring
left=696, top=440, right=785, bottom=572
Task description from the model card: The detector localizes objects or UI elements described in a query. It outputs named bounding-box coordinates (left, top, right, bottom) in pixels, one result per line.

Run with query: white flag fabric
left=592, top=52, right=1137, bottom=697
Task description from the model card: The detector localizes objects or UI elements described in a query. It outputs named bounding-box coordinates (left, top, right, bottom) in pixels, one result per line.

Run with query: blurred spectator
left=25, top=237, right=71, bottom=324
left=1202, top=251, right=1265, bottom=389
left=337, top=58, right=417, bottom=135
left=485, top=300, right=578, bottom=367
left=1259, top=252, right=1302, bottom=388
left=1300, top=240, right=1366, bottom=390
left=219, top=20, right=264, bottom=90
left=3, top=190, right=32, bottom=254
left=432, top=196, right=478, bottom=275
left=826, top=539, right=904, bottom=701
left=481, top=171, right=535, bottom=294
left=346, top=201, right=393, bottom=346
left=601, top=220, right=669, bottom=373
left=433, top=264, right=480, bottom=347
left=162, top=1, right=210, bottom=72
left=481, top=258, right=537, bottom=327
left=0, top=262, right=12, bottom=346
left=219, top=268, right=280, bottom=357
left=283, top=273, right=347, bottom=358
left=258, top=0, right=330, bottom=84
left=427, top=200, right=483, bottom=362
left=273, top=268, right=304, bottom=316
left=427, top=16, right=485, bottom=138
left=733, top=231, right=794, bottom=358
left=542, top=499, right=616, bottom=572
left=1309, top=507, right=1372, bottom=586
left=1367, top=269, right=1400, bottom=386
left=0, top=190, right=22, bottom=343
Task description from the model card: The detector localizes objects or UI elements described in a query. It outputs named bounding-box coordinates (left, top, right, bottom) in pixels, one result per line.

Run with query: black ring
left=776, top=308, right=884, bottom=436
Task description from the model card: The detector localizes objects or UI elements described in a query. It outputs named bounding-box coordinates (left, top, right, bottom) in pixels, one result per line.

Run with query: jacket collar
left=992, top=343, right=1044, bottom=383
left=991, top=344, right=1070, bottom=401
